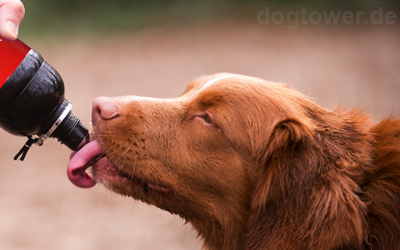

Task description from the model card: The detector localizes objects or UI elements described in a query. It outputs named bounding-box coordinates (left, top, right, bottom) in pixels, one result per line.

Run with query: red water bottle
left=0, top=36, right=88, bottom=160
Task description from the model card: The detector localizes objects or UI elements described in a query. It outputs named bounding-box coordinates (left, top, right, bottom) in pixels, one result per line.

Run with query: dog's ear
left=246, top=116, right=369, bottom=249
left=252, top=117, right=317, bottom=209
left=264, top=117, right=314, bottom=157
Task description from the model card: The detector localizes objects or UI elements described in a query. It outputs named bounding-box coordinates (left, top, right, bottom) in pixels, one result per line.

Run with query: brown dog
left=67, top=73, right=400, bottom=250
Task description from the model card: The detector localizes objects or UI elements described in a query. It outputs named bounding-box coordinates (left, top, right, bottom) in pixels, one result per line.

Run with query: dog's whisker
left=177, top=223, right=189, bottom=250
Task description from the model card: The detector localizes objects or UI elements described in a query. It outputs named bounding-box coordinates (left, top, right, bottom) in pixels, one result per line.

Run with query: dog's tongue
left=67, top=140, right=103, bottom=188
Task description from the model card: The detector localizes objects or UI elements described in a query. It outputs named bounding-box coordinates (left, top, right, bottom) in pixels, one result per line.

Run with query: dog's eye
left=195, top=113, right=222, bottom=132
left=203, top=115, right=212, bottom=125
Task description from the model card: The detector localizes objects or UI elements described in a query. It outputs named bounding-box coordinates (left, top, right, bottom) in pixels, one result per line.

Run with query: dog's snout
left=92, top=97, right=120, bottom=126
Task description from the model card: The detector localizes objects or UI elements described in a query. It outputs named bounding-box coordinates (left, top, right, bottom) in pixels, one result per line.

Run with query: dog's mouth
left=67, top=140, right=171, bottom=193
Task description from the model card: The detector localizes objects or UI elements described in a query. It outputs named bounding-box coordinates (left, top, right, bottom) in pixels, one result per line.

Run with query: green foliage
left=20, top=0, right=399, bottom=38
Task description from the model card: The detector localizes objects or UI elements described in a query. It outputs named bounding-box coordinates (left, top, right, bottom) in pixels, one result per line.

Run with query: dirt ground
left=0, top=21, right=399, bottom=250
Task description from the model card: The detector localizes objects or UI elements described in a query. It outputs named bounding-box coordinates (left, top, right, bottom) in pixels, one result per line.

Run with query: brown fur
left=90, top=73, right=400, bottom=250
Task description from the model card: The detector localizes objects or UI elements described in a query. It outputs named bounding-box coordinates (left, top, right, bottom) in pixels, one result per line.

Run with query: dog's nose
left=92, top=97, right=120, bottom=126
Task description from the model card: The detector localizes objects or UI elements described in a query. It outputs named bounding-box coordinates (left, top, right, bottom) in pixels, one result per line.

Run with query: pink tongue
left=67, top=140, right=103, bottom=188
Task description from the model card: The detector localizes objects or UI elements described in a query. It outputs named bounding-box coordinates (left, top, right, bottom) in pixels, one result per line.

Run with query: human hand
left=0, top=0, right=25, bottom=40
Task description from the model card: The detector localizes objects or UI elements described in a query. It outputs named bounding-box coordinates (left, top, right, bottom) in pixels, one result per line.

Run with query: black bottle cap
left=50, top=107, right=89, bottom=150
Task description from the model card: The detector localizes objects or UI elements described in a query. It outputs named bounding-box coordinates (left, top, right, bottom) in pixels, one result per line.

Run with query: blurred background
left=1, top=0, right=399, bottom=249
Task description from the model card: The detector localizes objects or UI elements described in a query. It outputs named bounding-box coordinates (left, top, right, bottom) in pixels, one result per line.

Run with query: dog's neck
left=189, top=204, right=251, bottom=250
left=182, top=164, right=258, bottom=250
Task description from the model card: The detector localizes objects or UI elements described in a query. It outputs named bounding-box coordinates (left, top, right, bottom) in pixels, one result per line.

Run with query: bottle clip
left=14, top=103, right=73, bottom=161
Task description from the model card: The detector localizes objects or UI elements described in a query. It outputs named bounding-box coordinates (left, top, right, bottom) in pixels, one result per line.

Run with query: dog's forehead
left=183, top=73, right=264, bottom=97
left=200, top=74, right=237, bottom=91
left=200, top=74, right=254, bottom=91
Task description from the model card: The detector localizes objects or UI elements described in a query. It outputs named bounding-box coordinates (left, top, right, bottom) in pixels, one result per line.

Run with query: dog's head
left=67, top=73, right=372, bottom=249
